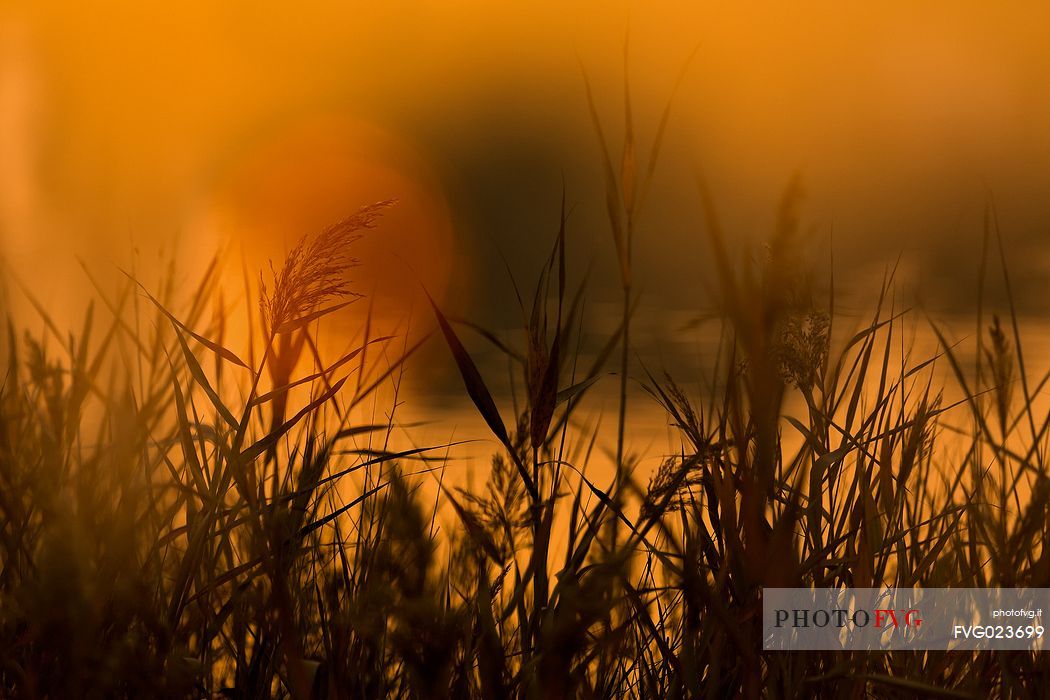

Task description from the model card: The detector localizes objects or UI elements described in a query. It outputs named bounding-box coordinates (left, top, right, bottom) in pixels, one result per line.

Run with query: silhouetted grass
left=1, top=180, right=1049, bottom=700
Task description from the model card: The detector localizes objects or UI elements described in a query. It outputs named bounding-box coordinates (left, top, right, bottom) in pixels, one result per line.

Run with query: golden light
left=189, top=113, right=456, bottom=341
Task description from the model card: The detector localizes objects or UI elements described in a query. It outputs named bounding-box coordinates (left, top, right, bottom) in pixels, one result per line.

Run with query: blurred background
left=2, top=0, right=1049, bottom=459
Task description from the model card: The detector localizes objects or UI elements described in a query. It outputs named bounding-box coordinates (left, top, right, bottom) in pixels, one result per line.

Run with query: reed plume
left=260, top=199, right=396, bottom=334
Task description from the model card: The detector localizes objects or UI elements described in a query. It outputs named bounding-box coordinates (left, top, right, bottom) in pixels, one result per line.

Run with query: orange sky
left=2, top=0, right=1050, bottom=330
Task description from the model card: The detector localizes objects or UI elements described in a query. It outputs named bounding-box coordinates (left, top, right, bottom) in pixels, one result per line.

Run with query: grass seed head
left=260, top=199, right=396, bottom=334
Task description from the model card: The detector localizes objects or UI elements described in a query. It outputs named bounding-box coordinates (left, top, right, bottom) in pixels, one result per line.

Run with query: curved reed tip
left=262, top=199, right=397, bottom=333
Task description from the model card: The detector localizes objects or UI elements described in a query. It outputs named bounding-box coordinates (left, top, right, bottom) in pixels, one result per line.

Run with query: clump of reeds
left=0, top=144, right=1048, bottom=700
